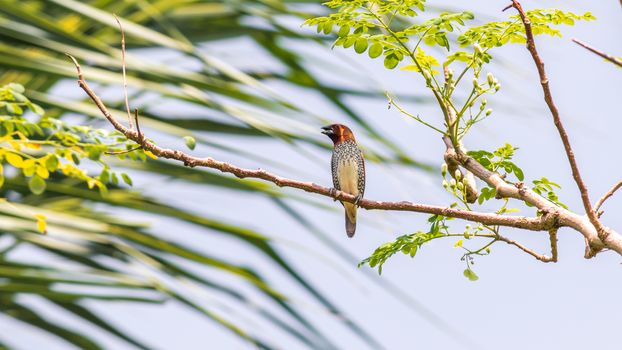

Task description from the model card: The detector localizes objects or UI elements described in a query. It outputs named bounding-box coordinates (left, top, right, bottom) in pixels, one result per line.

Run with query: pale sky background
left=2, top=1, right=621, bottom=349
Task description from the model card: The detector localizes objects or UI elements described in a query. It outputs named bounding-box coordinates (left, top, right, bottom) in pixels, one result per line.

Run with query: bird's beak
left=321, top=125, right=333, bottom=135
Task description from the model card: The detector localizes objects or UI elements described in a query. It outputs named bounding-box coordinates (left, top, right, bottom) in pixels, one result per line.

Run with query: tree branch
left=113, top=14, right=133, bottom=130
left=594, top=180, right=622, bottom=214
left=571, top=38, right=622, bottom=68
left=65, top=53, right=554, bottom=232
left=445, top=142, right=622, bottom=257
left=496, top=233, right=555, bottom=263
left=64, top=10, right=622, bottom=260
left=510, top=1, right=609, bottom=244
left=68, top=52, right=622, bottom=258
left=442, top=66, right=478, bottom=204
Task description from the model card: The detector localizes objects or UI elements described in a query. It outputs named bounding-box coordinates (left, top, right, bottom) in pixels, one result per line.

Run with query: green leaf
left=513, top=165, right=524, bottom=181
left=99, top=168, right=110, bottom=183
left=434, top=33, right=450, bottom=50
left=45, top=155, right=59, bottom=172
left=354, top=37, right=368, bottom=54
left=343, top=36, right=356, bottom=48
left=121, top=173, right=133, bottom=186
left=71, top=153, right=81, bottom=165
left=384, top=54, right=399, bottom=69
left=28, top=175, right=46, bottom=195
left=338, top=25, right=349, bottom=37
left=322, top=22, right=333, bottom=35
left=183, top=136, right=196, bottom=150
left=368, top=43, right=383, bottom=58
left=316, top=21, right=324, bottom=34
left=462, top=11, right=475, bottom=20
left=409, top=245, right=418, bottom=257
left=463, top=268, right=479, bottom=281
left=87, top=147, right=102, bottom=161
left=111, top=172, right=119, bottom=186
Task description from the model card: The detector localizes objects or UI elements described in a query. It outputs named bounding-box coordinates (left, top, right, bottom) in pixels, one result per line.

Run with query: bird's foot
left=329, top=188, right=338, bottom=201
left=354, top=194, right=363, bottom=207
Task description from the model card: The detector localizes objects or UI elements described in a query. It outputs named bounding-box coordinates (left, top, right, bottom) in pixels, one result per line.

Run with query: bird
left=321, top=124, right=365, bottom=237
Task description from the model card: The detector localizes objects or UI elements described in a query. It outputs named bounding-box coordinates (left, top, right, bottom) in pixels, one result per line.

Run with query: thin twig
left=65, top=54, right=130, bottom=133
left=510, top=1, right=604, bottom=239
left=134, top=108, right=143, bottom=142
left=548, top=228, right=558, bottom=262
left=572, top=38, right=622, bottom=68
left=113, top=14, right=133, bottom=129
left=105, top=146, right=142, bottom=155
left=594, top=180, right=622, bottom=214
left=386, top=93, right=444, bottom=134
left=496, top=234, right=555, bottom=263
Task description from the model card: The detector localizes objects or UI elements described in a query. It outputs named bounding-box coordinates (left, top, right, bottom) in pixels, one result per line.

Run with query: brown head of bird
left=321, top=124, right=356, bottom=145
left=321, top=123, right=365, bottom=237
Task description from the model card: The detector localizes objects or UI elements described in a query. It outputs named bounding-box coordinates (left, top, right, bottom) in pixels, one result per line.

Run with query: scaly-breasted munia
left=321, top=124, right=365, bottom=237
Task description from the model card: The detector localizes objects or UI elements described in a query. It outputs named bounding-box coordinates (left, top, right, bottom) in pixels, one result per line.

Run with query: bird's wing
left=358, top=148, right=365, bottom=197
left=331, top=151, right=340, bottom=190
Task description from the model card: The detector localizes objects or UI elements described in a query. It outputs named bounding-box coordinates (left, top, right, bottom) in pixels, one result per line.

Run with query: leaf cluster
left=532, top=177, right=568, bottom=209
left=359, top=214, right=448, bottom=274
left=0, top=84, right=142, bottom=196
left=459, top=9, right=595, bottom=48
left=468, top=143, right=524, bottom=182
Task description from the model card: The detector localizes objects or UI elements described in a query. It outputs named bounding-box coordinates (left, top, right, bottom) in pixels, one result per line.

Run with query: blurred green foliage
left=0, top=0, right=413, bottom=348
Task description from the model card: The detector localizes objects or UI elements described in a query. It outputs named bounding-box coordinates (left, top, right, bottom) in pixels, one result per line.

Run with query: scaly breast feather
left=337, top=159, right=359, bottom=197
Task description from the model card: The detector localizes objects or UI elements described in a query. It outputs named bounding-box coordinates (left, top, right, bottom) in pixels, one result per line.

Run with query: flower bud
left=472, top=78, right=478, bottom=89
left=486, top=247, right=491, bottom=254
left=449, top=179, right=457, bottom=188
left=442, top=180, right=449, bottom=188
left=487, top=72, right=494, bottom=85
left=479, top=98, right=487, bottom=110
left=454, top=169, right=462, bottom=180
left=457, top=181, right=464, bottom=191
left=441, top=163, right=448, bottom=176
left=486, top=108, right=493, bottom=116
left=495, top=84, right=500, bottom=92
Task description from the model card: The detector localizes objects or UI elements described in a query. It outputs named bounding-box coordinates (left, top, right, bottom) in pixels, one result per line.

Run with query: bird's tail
left=344, top=203, right=357, bottom=237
